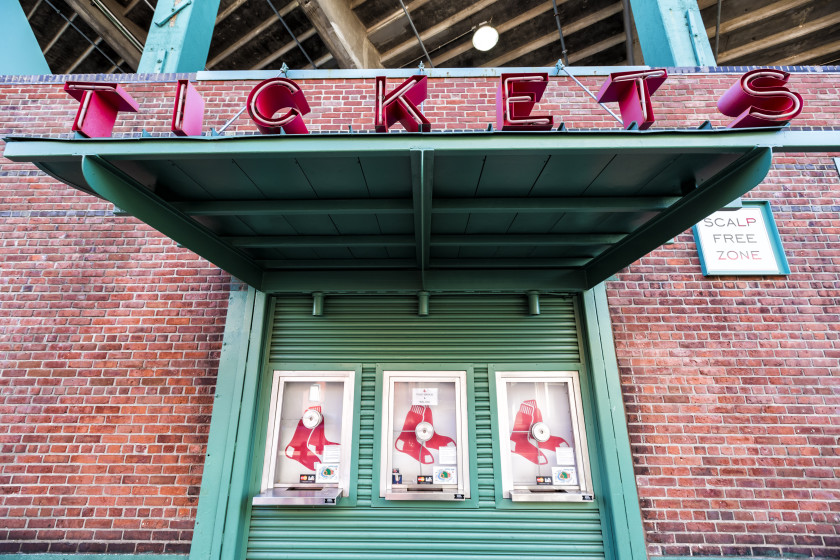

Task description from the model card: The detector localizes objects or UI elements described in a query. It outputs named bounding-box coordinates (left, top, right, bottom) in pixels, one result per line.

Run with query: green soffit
left=5, top=128, right=839, bottom=293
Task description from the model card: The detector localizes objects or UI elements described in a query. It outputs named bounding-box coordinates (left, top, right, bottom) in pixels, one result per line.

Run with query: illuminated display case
left=495, top=371, right=593, bottom=502
left=254, top=370, right=355, bottom=506
left=379, top=370, right=470, bottom=501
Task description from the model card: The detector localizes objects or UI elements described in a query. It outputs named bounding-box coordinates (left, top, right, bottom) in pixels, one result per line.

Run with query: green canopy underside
left=4, top=128, right=793, bottom=292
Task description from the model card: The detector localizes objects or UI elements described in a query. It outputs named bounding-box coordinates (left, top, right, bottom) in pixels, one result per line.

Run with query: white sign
left=693, top=203, right=788, bottom=275
left=412, top=387, right=438, bottom=406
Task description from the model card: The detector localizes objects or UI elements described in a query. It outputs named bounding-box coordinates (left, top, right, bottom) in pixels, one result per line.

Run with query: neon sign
left=64, top=69, right=803, bottom=139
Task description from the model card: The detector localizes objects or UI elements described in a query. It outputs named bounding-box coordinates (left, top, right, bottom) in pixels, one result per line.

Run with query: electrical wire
left=398, top=0, right=433, bottom=68
left=265, top=0, right=317, bottom=69
left=551, top=0, right=569, bottom=66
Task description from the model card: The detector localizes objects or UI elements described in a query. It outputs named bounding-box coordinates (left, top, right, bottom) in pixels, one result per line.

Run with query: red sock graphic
left=395, top=405, right=434, bottom=464
left=422, top=406, right=455, bottom=450
left=284, top=406, right=337, bottom=470
left=285, top=418, right=321, bottom=470
left=308, top=407, right=338, bottom=454
left=530, top=401, right=570, bottom=451
left=510, top=400, right=547, bottom=465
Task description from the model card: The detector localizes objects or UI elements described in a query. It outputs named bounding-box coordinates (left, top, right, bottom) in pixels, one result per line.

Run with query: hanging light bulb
left=472, top=24, right=499, bottom=51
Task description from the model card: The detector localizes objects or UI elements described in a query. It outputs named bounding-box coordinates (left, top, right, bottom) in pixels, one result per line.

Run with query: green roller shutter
left=249, top=294, right=605, bottom=560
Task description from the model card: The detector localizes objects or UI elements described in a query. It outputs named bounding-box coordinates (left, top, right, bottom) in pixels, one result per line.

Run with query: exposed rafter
left=380, top=0, right=500, bottom=65
left=62, top=0, right=146, bottom=69
left=483, top=3, right=623, bottom=67
left=366, top=0, right=434, bottom=36
left=432, top=0, right=561, bottom=67
left=207, top=3, right=298, bottom=69
left=298, top=0, right=382, bottom=68
left=716, top=10, right=840, bottom=64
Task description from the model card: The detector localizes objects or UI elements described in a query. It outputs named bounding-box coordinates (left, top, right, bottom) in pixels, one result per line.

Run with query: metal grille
left=250, top=294, right=603, bottom=560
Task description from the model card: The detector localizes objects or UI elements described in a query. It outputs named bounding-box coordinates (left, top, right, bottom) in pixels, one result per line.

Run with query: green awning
left=3, top=128, right=795, bottom=292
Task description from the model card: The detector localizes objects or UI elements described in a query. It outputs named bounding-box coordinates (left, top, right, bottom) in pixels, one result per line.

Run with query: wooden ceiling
left=18, top=0, right=840, bottom=74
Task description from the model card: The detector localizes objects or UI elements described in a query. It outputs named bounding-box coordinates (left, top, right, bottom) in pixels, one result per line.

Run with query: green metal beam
left=0, top=0, right=51, bottom=75
left=173, top=199, right=414, bottom=216
left=261, top=268, right=589, bottom=292
left=173, top=196, right=679, bottom=217
left=411, top=149, right=434, bottom=283
left=80, top=155, right=263, bottom=288
left=433, top=234, right=625, bottom=246
left=256, top=257, right=593, bottom=270
left=257, top=259, right=417, bottom=269
left=629, top=0, right=716, bottom=66
left=585, top=147, right=773, bottom=287
left=226, top=235, right=415, bottom=248
left=11, top=128, right=837, bottom=162
left=137, top=0, right=221, bottom=73
left=434, top=197, right=681, bottom=213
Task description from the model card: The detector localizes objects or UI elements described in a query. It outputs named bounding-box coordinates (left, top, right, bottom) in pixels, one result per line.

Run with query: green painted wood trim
left=0, top=0, right=51, bottom=75
left=585, top=147, right=773, bottom=287
left=581, top=285, right=647, bottom=560
left=371, top=364, right=480, bottom=509
left=79, top=156, right=263, bottom=288
left=189, top=286, right=268, bottom=560
left=138, top=0, right=221, bottom=73
left=0, top=556, right=186, bottom=560
left=7, top=129, right=814, bottom=160
left=628, top=0, right=715, bottom=66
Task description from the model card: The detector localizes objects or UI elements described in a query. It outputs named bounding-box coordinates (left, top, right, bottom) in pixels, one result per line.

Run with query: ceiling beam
left=703, top=0, right=812, bottom=37
left=172, top=196, right=678, bottom=217
left=716, top=10, right=840, bottom=64
left=298, top=0, right=383, bottom=68
left=251, top=28, right=318, bottom=70
left=227, top=235, right=416, bottom=248
left=771, top=38, right=840, bottom=66
left=432, top=0, right=560, bottom=67
left=43, top=13, right=77, bottom=55
left=483, top=3, right=623, bottom=67
left=380, top=0, right=500, bottom=65
left=27, top=0, right=44, bottom=19
left=207, top=1, right=295, bottom=69
left=258, top=258, right=417, bottom=269
left=256, top=257, right=595, bottom=270
left=64, top=37, right=102, bottom=74
left=63, top=0, right=146, bottom=69
left=174, top=199, right=414, bottom=215
left=433, top=234, right=624, bottom=246
left=216, top=0, right=248, bottom=25
left=366, top=0, right=433, bottom=36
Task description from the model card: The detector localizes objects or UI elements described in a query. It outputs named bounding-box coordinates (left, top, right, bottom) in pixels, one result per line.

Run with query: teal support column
left=582, top=284, right=648, bottom=560
left=190, top=284, right=268, bottom=560
left=0, top=0, right=51, bottom=75
left=628, top=0, right=716, bottom=66
left=138, top=0, right=221, bottom=73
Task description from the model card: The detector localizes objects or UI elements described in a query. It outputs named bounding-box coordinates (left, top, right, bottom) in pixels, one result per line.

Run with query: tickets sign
left=62, top=68, right=803, bottom=138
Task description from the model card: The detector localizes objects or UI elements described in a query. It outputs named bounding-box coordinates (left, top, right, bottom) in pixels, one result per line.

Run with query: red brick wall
left=610, top=154, right=840, bottom=558
left=0, top=70, right=838, bottom=556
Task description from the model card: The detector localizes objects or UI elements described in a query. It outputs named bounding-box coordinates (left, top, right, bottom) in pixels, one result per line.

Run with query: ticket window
left=495, top=371, right=593, bottom=502
left=380, top=370, right=470, bottom=501
left=254, top=371, right=355, bottom=506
